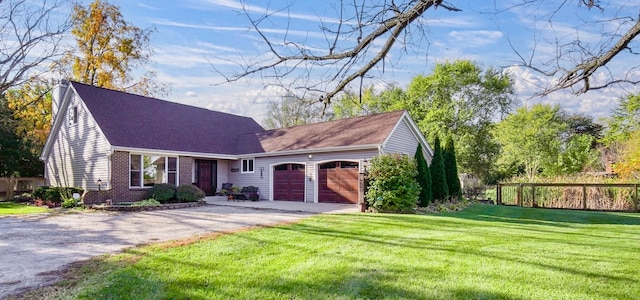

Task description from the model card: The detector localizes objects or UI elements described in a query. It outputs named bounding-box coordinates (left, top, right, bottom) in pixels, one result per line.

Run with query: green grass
left=34, top=204, right=640, bottom=300
left=0, top=202, right=49, bottom=215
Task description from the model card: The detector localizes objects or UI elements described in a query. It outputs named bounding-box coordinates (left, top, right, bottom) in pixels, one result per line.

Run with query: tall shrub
left=366, top=153, right=420, bottom=212
left=444, top=137, right=462, bottom=199
left=430, top=136, right=449, bottom=201
left=415, top=144, right=432, bottom=207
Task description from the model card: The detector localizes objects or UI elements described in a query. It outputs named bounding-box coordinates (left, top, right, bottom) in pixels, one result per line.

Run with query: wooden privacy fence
left=0, top=177, right=46, bottom=199
left=496, top=183, right=639, bottom=212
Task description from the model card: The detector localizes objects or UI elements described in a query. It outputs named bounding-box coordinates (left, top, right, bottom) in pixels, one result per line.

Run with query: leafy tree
left=557, top=134, right=598, bottom=174
left=494, top=104, right=569, bottom=180
left=365, top=153, right=420, bottom=212
left=332, top=86, right=404, bottom=119
left=405, top=60, right=513, bottom=181
left=444, top=137, right=462, bottom=200
left=614, top=129, right=640, bottom=180
left=414, top=144, right=432, bottom=207
left=55, top=0, right=167, bottom=96
left=430, top=136, right=448, bottom=201
left=0, top=96, right=42, bottom=177
left=262, top=93, right=330, bottom=129
left=603, top=93, right=640, bottom=145
left=5, top=79, right=54, bottom=149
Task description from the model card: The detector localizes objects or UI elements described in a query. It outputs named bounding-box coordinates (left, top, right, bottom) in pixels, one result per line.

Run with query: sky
left=69, top=0, right=639, bottom=124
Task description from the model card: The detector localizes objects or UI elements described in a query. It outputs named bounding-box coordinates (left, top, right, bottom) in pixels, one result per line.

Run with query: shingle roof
left=71, top=82, right=406, bottom=156
left=248, top=110, right=405, bottom=153
left=71, top=81, right=265, bottom=155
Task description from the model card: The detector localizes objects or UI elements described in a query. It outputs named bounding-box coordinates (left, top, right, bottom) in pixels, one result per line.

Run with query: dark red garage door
left=318, top=161, right=359, bottom=204
left=273, top=163, right=305, bottom=201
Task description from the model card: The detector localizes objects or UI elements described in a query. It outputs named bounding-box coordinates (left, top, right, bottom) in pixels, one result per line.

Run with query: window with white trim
left=241, top=158, right=254, bottom=173
left=68, top=106, right=78, bottom=124
left=129, top=154, right=178, bottom=187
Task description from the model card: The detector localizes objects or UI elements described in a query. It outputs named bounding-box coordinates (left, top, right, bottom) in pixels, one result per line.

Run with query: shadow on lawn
left=444, top=204, right=640, bottom=225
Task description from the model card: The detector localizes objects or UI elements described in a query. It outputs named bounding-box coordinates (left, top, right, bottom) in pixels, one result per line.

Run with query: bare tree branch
left=542, top=19, right=640, bottom=95
left=0, top=0, right=72, bottom=94
left=510, top=1, right=639, bottom=95
left=213, top=0, right=460, bottom=107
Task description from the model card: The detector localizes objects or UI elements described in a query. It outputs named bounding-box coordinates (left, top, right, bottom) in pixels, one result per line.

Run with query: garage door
left=273, top=163, right=305, bottom=201
left=318, top=161, right=359, bottom=204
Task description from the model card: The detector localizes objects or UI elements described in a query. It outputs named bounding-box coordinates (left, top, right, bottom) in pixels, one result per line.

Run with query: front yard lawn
left=29, top=204, right=640, bottom=299
left=0, top=202, right=49, bottom=215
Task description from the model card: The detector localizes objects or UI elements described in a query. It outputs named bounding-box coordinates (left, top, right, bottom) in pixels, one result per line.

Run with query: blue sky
left=76, top=0, right=639, bottom=124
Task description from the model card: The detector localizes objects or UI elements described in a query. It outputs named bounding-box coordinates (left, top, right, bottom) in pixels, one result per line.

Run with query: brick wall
left=81, top=151, right=196, bottom=204
left=179, top=156, right=193, bottom=185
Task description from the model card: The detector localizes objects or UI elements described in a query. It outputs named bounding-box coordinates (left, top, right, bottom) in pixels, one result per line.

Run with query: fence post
left=496, top=184, right=502, bottom=205
left=532, top=185, right=536, bottom=207
left=517, top=184, right=523, bottom=207
left=635, top=184, right=638, bottom=213
left=582, top=185, right=588, bottom=210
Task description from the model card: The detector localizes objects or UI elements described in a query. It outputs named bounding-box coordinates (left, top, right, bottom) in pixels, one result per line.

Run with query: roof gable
left=70, top=82, right=265, bottom=155
left=251, top=110, right=406, bottom=153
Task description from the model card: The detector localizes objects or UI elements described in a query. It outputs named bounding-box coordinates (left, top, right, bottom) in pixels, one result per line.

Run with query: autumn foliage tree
left=56, top=0, right=167, bottom=96
left=5, top=79, right=54, bottom=149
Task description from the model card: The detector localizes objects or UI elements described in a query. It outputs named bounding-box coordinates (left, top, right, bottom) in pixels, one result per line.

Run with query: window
left=167, top=157, right=177, bottom=185
left=69, top=106, right=78, bottom=124
left=129, top=154, right=178, bottom=187
left=274, top=164, right=288, bottom=171
left=242, top=158, right=254, bottom=173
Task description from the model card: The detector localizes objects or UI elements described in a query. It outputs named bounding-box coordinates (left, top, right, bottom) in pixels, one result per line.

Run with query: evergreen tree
left=444, top=137, right=462, bottom=199
left=414, top=144, right=432, bottom=206
left=430, top=136, right=448, bottom=201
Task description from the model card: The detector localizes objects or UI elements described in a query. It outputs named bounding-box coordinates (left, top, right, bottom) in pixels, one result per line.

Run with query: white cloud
left=449, top=30, right=503, bottom=47
left=185, top=91, right=198, bottom=97
left=192, top=0, right=349, bottom=25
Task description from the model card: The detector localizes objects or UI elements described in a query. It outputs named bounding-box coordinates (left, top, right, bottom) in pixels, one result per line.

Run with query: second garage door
left=273, top=163, right=305, bottom=201
left=318, top=161, right=359, bottom=204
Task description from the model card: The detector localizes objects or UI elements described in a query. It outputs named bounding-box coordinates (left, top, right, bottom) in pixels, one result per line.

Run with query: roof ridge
left=265, top=109, right=405, bottom=132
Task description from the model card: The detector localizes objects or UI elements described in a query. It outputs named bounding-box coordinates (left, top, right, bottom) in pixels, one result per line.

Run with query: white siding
left=45, top=93, right=111, bottom=190
left=216, top=160, right=229, bottom=190
left=382, top=119, right=433, bottom=163
left=234, top=149, right=378, bottom=202
left=227, top=158, right=264, bottom=198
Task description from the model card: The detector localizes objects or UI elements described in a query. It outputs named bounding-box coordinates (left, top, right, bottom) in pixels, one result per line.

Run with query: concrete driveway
left=0, top=202, right=358, bottom=298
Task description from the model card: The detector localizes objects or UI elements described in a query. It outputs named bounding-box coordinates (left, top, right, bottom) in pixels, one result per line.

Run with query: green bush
left=12, top=193, right=34, bottom=203
left=132, top=199, right=162, bottom=206
left=32, top=186, right=48, bottom=200
left=176, top=184, right=206, bottom=203
left=43, top=187, right=83, bottom=204
left=61, top=198, right=78, bottom=208
left=146, top=184, right=176, bottom=203
left=366, top=153, right=420, bottom=212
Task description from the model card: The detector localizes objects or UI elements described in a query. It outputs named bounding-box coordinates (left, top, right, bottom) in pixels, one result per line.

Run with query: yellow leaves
left=56, top=0, right=168, bottom=96
left=5, top=80, right=53, bottom=151
left=613, top=130, right=640, bottom=180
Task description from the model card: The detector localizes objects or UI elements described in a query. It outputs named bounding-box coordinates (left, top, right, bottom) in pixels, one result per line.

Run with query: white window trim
left=68, top=106, right=78, bottom=125
left=129, top=153, right=179, bottom=188
left=241, top=158, right=255, bottom=174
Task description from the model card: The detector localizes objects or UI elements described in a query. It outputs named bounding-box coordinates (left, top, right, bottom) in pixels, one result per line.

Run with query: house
left=41, top=81, right=433, bottom=204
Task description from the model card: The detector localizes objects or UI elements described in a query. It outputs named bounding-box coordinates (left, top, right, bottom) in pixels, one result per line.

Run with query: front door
left=196, top=160, right=217, bottom=196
